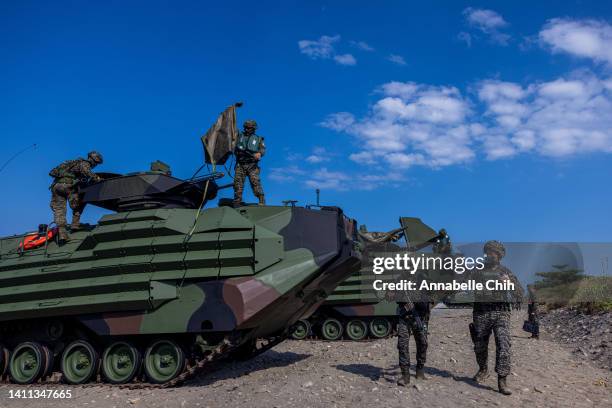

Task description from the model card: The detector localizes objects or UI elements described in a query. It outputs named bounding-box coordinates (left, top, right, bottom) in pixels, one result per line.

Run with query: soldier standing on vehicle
left=49, top=151, right=103, bottom=243
left=396, top=269, right=431, bottom=386
left=233, top=120, right=265, bottom=206
left=470, top=240, right=523, bottom=395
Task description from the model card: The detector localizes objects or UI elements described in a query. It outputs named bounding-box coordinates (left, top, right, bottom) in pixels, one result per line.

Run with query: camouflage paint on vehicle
left=0, top=171, right=361, bottom=385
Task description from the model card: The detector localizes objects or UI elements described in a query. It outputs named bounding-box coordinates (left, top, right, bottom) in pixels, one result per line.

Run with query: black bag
left=522, top=320, right=535, bottom=334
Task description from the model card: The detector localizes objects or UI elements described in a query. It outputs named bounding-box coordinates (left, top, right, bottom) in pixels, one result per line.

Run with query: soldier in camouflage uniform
left=49, top=151, right=103, bottom=242
left=233, top=120, right=266, bottom=206
left=527, top=285, right=540, bottom=339
left=396, top=269, right=431, bottom=386
left=471, top=240, right=523, bottom=395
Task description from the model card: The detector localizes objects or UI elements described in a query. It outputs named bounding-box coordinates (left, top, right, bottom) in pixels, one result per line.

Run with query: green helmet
left=88, top=151, right=103, bottom=164
left=243, top=120, right=258, bottom=130
left=484, top=240, right=505, bottom=258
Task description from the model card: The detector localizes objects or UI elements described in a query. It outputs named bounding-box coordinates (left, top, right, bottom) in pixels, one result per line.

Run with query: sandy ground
left=0, top=308, right=609, bottom=408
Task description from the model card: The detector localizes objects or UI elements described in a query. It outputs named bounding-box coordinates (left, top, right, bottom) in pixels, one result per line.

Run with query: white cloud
left=387, top=54, right=407, bottom=66
left=349, top=151, right=377, bottom=165
left=379, top=81, right=419, bottom=99
left=373, top=84, right=469, bottom=125
left=482, top=135, right=517, bottom=159
left=538, top=79, right=586, bottom=99
left=306, top=146, right=332, bottom=163
left=462, top=7, right=511, bottom=45
left=464, top=7, right=508, bottom=30
left=298, top=35, right=339, bottom=59
left=350, top=40, right=374, bottom=51
left=298, top=35, right=357, bottom=66
left=323, top=74, right=612, bottom=173
left=305, top=168, right=350, bottom=190
left=477, top=73, right=612, bottom=158
left=303, top=167, right=402, bottom=191
left=334, top=53, right=357, bottom=66
left=324, top=82, right=475, bottom=168
left=478, top=80, right=526, bottom=101
left=539, top=18, right=612, bottom=65
left=269, top=165, right=306, bottom=182
left=386, top=152, right=426, bottom=168
left=320, top=112, right=356, bottom=131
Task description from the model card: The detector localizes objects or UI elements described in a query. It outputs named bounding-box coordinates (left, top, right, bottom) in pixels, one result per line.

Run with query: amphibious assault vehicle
left=0, top=168, right=361, bottom=386
left=291, top=217, right=451, bottom=341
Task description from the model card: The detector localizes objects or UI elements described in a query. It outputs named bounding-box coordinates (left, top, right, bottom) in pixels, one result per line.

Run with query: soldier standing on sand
left=396, top=269, right=431, bottom=386
left=470, top=240, right=523, bottom=395
left=49, top=151, right=103, bottom=243
left=233, top=120, right=266, bottom=207
left=527, top=285, right=540, bottom=339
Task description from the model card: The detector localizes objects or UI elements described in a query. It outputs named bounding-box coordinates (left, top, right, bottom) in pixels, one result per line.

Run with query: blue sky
left=1, top=1, right=611, bottom=242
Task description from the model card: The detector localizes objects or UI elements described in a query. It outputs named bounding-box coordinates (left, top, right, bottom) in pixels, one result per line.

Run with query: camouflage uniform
left=472, top=308, right=512, bottom=376
left=471, top=240, right=523, bottom=395
left=527, top=286, right=540, bottom=339
left=396, top=268, right=431, bottom=385
left=397, top=302, right=430, bottom=382
left=49, top=152, right=102, bottom=240
left=233, top=120, right=266, bottom=206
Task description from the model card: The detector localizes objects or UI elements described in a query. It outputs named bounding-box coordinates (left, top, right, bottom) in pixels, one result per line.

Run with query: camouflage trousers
left=397, top=309, right=429, bottom=373
left=50, top=182, right=84, bottom=237
left=473, top=310, right=512, bottom=377
left=528, top=303, right=540, bottom=337
left=233, top=162, right=264, bottom=205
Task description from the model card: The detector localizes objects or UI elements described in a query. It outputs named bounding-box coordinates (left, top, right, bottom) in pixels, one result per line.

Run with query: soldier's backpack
left=235, top=133, right=263, bottom=154
left=49, top=159, right=79, bottom=180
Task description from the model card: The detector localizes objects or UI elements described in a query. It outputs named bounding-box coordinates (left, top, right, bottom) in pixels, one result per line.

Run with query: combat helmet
left=243, top=120, right=258, bottom=130
left=88, top=151, right=104, bottom=165
left=484, top=240, right=505, bottom=258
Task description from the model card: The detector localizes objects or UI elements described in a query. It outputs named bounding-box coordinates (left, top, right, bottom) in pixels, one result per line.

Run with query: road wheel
left=101, top=342, right=141, bottom=384
left=61, top=340, right=99, bottom=384
left=143, top=340, right=186, bottom=384
left=369, top=318, right=392, bottom=338
left=321, top=318, right=343, bottom=341
left=0, top=344, right=10, bottom=378
left=41, top=344, right=55, bottom=379
left=9, top=342, right=45, bottom=384
left=290, top=320, right=311, bottom=340
left=345, top=319, right=368, bottom=341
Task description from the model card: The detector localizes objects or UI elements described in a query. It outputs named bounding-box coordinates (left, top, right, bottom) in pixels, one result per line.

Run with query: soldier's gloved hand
left=253, top=152, right=262, bottom=161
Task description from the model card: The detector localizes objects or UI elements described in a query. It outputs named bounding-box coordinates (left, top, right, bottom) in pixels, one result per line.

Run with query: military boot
left=472, top=367, right=489, bottom=383
left=498, top=376, right=512, bottom=395
left=397, top=371, right=410, bottom=386
left=57, top=226, right=70, bottom=245
left=258, top=195, right=266, bottom=206
left=415, top=366, right=427, bottom=380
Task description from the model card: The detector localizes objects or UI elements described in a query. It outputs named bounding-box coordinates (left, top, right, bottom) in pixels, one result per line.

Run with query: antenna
left=316, top=189, right=320, bottom=206
left=0, top=144, right=37, bottom=174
